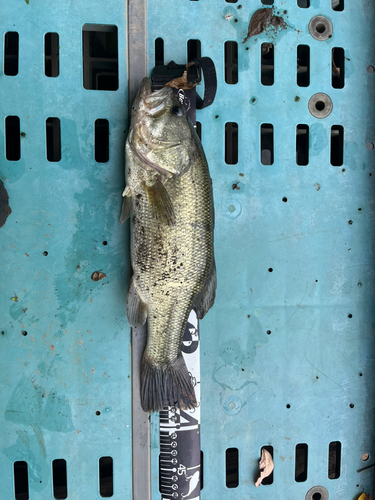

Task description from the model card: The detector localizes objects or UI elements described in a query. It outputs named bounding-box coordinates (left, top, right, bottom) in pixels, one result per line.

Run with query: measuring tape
left=159, top=311, right=201, bottom=500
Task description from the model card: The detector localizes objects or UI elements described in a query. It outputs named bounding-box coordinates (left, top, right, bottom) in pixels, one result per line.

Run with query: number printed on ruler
left=160, top=311, right=201, bottom=500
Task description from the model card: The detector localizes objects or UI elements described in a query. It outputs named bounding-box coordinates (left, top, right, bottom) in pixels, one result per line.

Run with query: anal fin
left=126, top=277, right=147, bottom=327
left=193, top=263, right=217, bottom=320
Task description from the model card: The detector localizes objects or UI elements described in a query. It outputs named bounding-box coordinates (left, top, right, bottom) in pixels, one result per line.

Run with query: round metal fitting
left=309, top=16, right=333, bottom=41
left=305, top=486, right=329, bottom=500
left=308, top=93, right=333, bottom=119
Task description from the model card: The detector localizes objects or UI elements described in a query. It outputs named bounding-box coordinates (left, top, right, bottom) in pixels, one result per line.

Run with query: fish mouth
left=129, top=78, right=178, bottom=177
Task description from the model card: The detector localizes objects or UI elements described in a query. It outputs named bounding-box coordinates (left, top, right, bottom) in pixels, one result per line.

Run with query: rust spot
left=314, top=183, right=321, bottom=191
left=50, top=345, right=56, bottom=354
left=25, top=253, right=29, bottom=257
left=77, top=430, right=81, bottom=434
left=232, top=182, right=240, bottom=190
left=0, top=180, right=12, bottom=228
left=244, top=8, right=288, bottom=43
left=91, top=271, right=107, bottom=281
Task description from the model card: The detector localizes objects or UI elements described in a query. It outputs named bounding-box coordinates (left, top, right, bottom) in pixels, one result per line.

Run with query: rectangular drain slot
left=45, top=32, right=59, bottom=77
left=332, top=0, right=344, bottom=11
left=261, top=446, right=274, bottom=485
left=261, top=43, right=274, bottom=86
left=52, top=459, right=67, bottom=499
left=14, top=461, right=29, bottom=500
left=225, top=448, right=239, bottom=488
left=82, top=24, right=119, bottom=91
left=261, top=0, right=274, bottom=4
left=46, top=118, right=61, bottom=162
left=154, top=38, right=164, bottom=66
left=328, top=441, right=341, bottom=479
left=4, top=32, right=19, bottom=76
left=196, top=121, right=202, bottom=141
left=331, top=125, right=344, bottom=166
left=187, top=39, right=201, bottom=62
left=200, top=450, right=204, bottom=489
left=95, top=119, right=109, bottom=163
left=99, top=456, right=114, bottom=497
left=332, top=47, right=345, bottom=89
left=297, top=0, right=310, bottom=7
left=225, top=41, right=238, bottom=84
left=297, top=45, right=310, bottom=87
left=296, top=125, right=309, bottom=165
left=5, top=116, right=21, bottom=161
left=225, top=122, right=238, bottom=165
left=295, top=444, right=308, bottom=482
left=261, top=124, right=274, bottom=165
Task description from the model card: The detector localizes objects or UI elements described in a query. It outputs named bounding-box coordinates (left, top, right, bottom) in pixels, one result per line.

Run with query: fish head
left=129, top=78, right=197, bottom=178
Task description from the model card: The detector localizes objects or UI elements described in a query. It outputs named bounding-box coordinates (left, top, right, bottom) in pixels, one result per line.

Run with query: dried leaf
left=255, top=448, right=274, bottom=487
left=164, top=62, right=198, bottom=90
left=332, top=48, right=340, bottom=78
left=358, top=493, right=373, bottom=500
left=244, top=8, right=287, bottom=44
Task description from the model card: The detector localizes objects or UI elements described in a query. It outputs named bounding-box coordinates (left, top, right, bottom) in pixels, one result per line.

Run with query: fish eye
left=172, top=106, right=184, bottom=117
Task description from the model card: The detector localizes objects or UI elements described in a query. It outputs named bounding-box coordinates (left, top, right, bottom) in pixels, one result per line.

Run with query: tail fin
left=140, top=353, right=197, bottom=413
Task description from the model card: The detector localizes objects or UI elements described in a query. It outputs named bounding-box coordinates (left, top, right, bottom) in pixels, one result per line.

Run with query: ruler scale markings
left=159, top=311, right=201, bottom=500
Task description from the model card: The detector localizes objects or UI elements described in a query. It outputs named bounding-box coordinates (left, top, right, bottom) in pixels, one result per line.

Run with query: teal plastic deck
left=146, top=1, right=375, bottom=499
left=0, top=2, right=131, bottom=499
left=1, top=1, right=375, bottom=500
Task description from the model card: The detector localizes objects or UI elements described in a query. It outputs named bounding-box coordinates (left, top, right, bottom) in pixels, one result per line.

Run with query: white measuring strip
left=160, top=310, right=201, bottom=500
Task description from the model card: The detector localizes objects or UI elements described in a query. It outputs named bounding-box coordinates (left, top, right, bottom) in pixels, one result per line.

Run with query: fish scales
left=122, top=78, right=216, bottom=412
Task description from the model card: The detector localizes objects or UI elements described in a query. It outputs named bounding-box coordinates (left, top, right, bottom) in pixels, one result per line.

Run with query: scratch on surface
left=32, top=424, right=46, bottom=459
left=304, top=319, right=349, bottom=397
left=245, top=229, right=332, bottom=249
left=281, top=282, right=309, bottom=329
left=294, top=263, right=367, bottom=281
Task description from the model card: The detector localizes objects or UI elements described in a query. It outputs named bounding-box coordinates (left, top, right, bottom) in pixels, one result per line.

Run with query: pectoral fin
left=120, top=186, right=132, bottom=223
left=145, top=179, right=175, bottom=226
left=193, top=263, right=217, bottom=319
left=126, top=277, right=147, bottom=327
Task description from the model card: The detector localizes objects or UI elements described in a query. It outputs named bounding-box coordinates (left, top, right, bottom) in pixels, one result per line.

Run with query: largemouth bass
left=121, top=78, right=216, bottom=412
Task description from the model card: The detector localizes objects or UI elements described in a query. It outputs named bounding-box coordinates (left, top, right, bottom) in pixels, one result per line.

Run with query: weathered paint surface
left=0, top=2, right=131, bottom=498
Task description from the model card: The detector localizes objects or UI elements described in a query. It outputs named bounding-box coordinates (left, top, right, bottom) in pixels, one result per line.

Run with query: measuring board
left=159, top=311, right=201, bottom=500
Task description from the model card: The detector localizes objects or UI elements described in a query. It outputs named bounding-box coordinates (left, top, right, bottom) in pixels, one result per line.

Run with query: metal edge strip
left=128, top=1, right=151, bottom=499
